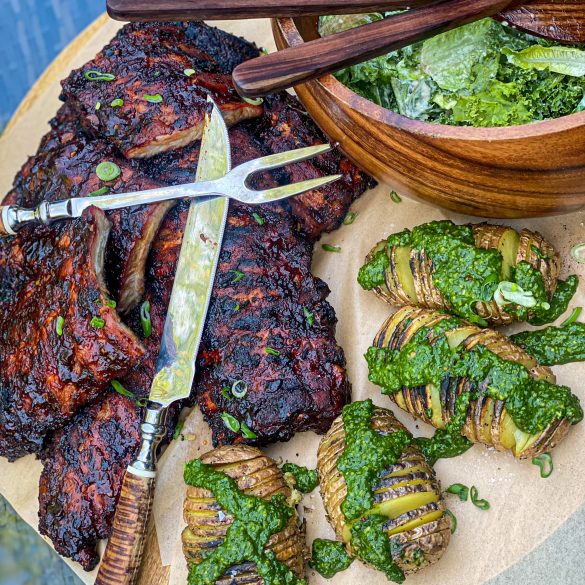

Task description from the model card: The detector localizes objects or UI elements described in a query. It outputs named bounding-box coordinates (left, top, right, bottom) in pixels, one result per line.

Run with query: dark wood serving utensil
left=232, top=0, right=585, bottom=97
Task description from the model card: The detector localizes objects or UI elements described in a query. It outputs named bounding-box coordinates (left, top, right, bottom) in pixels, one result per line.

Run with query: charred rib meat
left=38, top=392, right=140, bottom=570
left=0, top=208, right=144, bottom=460
left=60, top=22, right=263, bottom=159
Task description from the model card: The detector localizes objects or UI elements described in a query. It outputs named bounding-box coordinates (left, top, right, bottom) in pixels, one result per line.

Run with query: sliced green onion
left=561, top=307, right=582, bottom=327
left=84, top=70, right=116, bottom=82
left=303, top=306, right=314, bottom=327
left=111, top=379, right=134, bottom=398
left=55, top=316, right=65, bottom=336
left=532, top=453, right=554, bottom=478
left=243, top=97, right=263, bottom=106
left=95, top=101, right=101, bottom=110
left=494, top=281, right=539, bottom=309
left=104, top=299, right=117, bottom=309
left=252, top=212, right=265, bottom=225
left=470, top=486, right=490, bottom=510
left=136, top=397, right=149, bottom=407
left=184, top=68, right=196, bottom=77
left=140, top=300, right=152, bottom=338
left=571, top=243, right=585, bottom=264
left=90, top=316, right=105, bottom=328
left=445, top=510, right=457, bottom=534
left=173, top=420, right=184, bottom=440
left=234, top=303, right=241, bottom=312
left=322, top=244, right=341, bottom=253
left=390, top=191, right=402, bottom=203
left=446, top=483, right=469, bottom=502
left=343, top=212, right=357, bottom=225
left=143, top=93, right=163, bottom=104
left=221, top=386, right=233, bottom=400
left=110, top=98, right=124, bottom=107
left=231, top=380, right=248, bottom=399
left=221, top=412, right=240, bottom=433
left=88, top=186, right=110, bottom=197
left=96, top=161, right=121, bottom=182
left=261, top=48, right=269, bottom=55
left=265, top=347, right=280, bottom=356
left=241, top=421, right=257, bottom=439
left=229, top=269, right=244, bottom=283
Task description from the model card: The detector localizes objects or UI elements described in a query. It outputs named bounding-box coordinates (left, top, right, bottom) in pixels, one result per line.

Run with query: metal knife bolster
left=1, top=200, right=72, bottom=234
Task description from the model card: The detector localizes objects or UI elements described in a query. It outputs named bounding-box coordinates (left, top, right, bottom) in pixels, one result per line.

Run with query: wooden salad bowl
left=272, top=16, right=585, bottom=218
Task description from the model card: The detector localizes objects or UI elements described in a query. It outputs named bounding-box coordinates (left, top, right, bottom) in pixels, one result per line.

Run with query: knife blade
left=95, top=98, right=230, bottom=585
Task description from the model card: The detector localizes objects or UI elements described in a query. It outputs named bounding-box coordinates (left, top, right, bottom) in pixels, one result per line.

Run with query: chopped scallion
left=88, top=186, right=110, bottom=197
left=95, top=101, right=101, bottom=110
left=343, top=212, right=357, bottom=225
left=252, top=212, right=265, bottom=225
left=111, top=379, right=134, bottom=398
left=96, top=161, right=121, bottom=182
left=303, top=306, right=314, bottom=327
left=446, top=483, right=469, bottom=502
left=184, top=68, right=196, bottom=77
left=234, top=303, right=241, bottom=312
left=104, top=299, right=117, bottom=309
left=90, top=316, right=105, bottom=328
left=55, top=316, right=65, bottom=336
left=173, top=420, right=184, bottom=440
left=470, top=486, right=490, bottom=510
left=84, top=70, right=116, bottom=82
left=265, top=347, right=280, bottom=356
left=322, top=244, right=341, bottom=253
left=390, top=191, right=402, bottom=203
left=445, top=509, right=457, bottom=534
left=231, top=380, right=248, bottom=399
left=229, top=269, right=244, bottom=284
left=243, top=97, right=263, bottom=106
left=221, top=412, right=240, bottom=433
left=561, top=307, right=582, bottom=328
left=221, top=386, right=233, bottom=400
left=140, top=300, right=152, bottom=338
left=110, top=98, right=124, bottom=107
left=241, top=421, right=257, bottom=439
left=143, top=93, right=163, bottom=104
left=532, top=453, right=554, bottom=478
left=136, top=397, right=149, bottom=407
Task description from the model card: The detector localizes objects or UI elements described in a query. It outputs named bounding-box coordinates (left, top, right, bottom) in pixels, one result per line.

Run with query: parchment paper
left=0, top=15, right=584, bottom=585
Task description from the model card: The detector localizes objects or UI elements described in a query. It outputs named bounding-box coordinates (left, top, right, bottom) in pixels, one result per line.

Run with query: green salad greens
left=319, top=15, right=585, bottom=127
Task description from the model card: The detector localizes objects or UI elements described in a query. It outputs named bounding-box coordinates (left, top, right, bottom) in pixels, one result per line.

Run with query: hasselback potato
left=182, top=444, right=306, bottom=584
left=317, top=403, right=451, bottom=578
left=370, top=306, right=580, bottom=459
left=360, top=221, right=566, bottom=326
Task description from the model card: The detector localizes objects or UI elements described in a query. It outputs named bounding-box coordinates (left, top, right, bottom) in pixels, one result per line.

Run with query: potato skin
left=373, top=306, right=571, bottom=459
left=317, top=407, right=451, bottom=575
left=182, top=444, right=306, bottom=584
left=367, top=224, right=561, bottom=326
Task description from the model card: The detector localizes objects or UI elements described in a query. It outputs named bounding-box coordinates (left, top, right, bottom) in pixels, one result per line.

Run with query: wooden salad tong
left=230, top=0, right=585, bottom=96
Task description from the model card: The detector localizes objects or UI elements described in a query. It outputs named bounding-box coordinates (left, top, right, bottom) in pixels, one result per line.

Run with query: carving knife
left=95, top=98, right=232, bottom=585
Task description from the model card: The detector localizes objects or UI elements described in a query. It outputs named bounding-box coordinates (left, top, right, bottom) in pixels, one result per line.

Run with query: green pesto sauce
left=337, top=400, right=410, bottom=583
left=282, top=463, right=319, bottom=493
left=365, top=320, right=583, bottom=437
left=357, top=220, right=577, bottom=325
left=511, top=322, right=585, bottom=366
left=183, top=460, right=306, bottom=585
left=310, top=539, right=353, bottom=578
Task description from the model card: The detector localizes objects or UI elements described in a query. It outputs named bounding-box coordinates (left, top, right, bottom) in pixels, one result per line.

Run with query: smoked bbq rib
left=1, top=20, right=373, bottom=568
left=0, top=208, right=144, bottom=460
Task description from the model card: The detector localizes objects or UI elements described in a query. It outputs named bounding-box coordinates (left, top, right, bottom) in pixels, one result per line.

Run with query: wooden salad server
left=231, top=0, right=585, bottom=97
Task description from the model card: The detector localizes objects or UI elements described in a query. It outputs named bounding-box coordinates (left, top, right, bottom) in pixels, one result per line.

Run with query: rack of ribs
left=0, top=20, right=374, bottom=568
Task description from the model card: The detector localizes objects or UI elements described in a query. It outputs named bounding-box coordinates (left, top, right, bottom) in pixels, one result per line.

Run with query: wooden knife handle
left=95, top=469, right=156, bottom=585
left=106, top=0, right=442, bottom=21
left=232, top=0, right=512, bottom=97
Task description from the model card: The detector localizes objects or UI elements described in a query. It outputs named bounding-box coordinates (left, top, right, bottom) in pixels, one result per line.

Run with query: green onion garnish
left=571, top=243, right=585, bottom=264
left=221, top=412, right=240, bottom=433
left=234, top=303, right=241, bottom=312
left=184, top=68, right=196, bottom=77
left=104, top=299, right=117, bottom=308
left=532, top=453, right=554, bottom=478
left=561, top=307, right=582, bottom=328
left=322, top=244, right=341, bottom=253
left=261, top=48, right=269, bottom=55
left=221, top=386, right=233, bottom=400
left=173, top=420, right=184, bottom=440
left=88, top=186, right=110, bottom=197
left=343, top=212, right=357, bottom=225
left=445, top=510, right=457, bottom=534
left=390, top=191, right=402, bottom=203
left=84, top=70, right=116, bottom=82
left=95, top=101, right=101, bottom=110
left=90, top=316, right=105, bottom=328
left=243, top=97, right=263, bottom=106
left=265, top=347, right=280, bottom=356
left=55, top=316, right=65, bottom=336
left=96, top=161, right=121, bottom=182
left=231, top=380, right=248, bottom=399
left=110, top=98, right=124, bottom=107
left=143, top=93, right=163, bottom=104
left=303, top=306, right=314, bottom=327
left=446, top=483, right=469, bottom=502
left=241, top=421, right=257, bottom=439
left=470, top=486, right=490, bottom=510
left=111, top=380, right=134, bottom=398
left=229, top=270, right=244, bottom=284
left=252, top=212, right=265, bottom=225
left=140, top=300, right=152, bottom=338
left=136, top=397, right=149, bottom=407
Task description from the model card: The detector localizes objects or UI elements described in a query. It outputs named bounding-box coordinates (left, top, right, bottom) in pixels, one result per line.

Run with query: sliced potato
left=182, top=445, right=306, bottom=583
left=373, top=306, right=571, bottom=459
left=317, top=407, right=451, bottom=576
left=362, top=223, right=561, bottom=326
